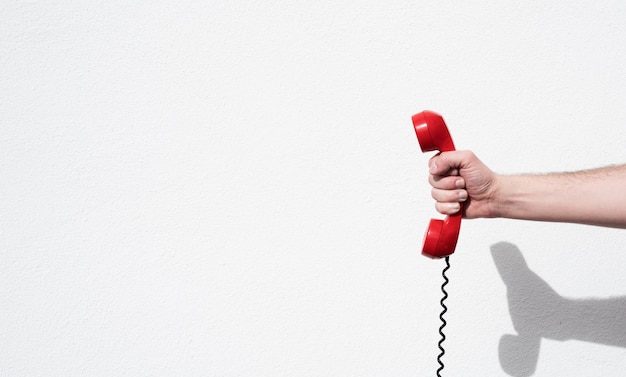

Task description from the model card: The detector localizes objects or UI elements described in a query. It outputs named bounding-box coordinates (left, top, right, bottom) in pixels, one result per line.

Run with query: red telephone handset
left=412, top=110, right=462, bottom=259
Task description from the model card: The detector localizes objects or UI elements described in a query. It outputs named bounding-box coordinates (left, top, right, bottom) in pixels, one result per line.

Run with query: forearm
left=492, top=165, right=626, bottom=228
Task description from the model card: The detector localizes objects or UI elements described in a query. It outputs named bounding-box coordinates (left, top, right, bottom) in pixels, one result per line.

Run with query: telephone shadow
left=490, top=242, right=626, bottom=377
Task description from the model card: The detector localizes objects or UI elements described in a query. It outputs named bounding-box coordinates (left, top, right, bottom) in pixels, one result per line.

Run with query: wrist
left=488, top=173, right=512, bottom=219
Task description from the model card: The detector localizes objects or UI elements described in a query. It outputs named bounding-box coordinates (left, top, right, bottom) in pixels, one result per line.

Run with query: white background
left=2, top=1, right=626, bottom=376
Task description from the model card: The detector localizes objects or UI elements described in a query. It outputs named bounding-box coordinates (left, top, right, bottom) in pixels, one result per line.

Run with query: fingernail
left=449, top=203, right=460, bottom=211
left=458, top=191, right=467, bottom=201
left=455, top=179, right=464, bottom=188
left=429, top=163, right=437, bottom=173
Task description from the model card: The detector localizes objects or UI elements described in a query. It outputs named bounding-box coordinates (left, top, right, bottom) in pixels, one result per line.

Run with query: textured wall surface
left=2, top=1, right=626, bottom=376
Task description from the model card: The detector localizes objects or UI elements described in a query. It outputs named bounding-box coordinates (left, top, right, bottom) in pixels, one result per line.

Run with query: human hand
left=428, top=151, right=499, bottom=219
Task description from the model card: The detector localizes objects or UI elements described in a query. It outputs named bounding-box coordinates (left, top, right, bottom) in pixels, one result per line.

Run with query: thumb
left=429, top=151, right=471, bottom=175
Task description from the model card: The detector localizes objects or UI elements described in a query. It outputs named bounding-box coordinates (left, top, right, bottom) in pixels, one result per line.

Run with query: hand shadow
left=490, top=242, right=626, bottom=377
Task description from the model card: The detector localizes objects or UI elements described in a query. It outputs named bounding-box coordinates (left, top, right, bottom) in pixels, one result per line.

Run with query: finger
left=435, top=201, right=462, bottom=215
left=431, top=187, right=468, bottom=203
left=429, top=175, right=466, bottom=190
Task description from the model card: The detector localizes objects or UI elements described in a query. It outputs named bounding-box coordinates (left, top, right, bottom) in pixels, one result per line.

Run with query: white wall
left=2, top=1, right=626, bottom=376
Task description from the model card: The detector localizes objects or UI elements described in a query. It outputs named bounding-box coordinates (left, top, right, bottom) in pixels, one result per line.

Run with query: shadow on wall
left=490, top=242, right=626, bottom=377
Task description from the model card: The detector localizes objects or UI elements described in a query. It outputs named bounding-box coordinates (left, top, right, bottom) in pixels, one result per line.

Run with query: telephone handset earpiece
left=412, top=111, right=462, bottom=259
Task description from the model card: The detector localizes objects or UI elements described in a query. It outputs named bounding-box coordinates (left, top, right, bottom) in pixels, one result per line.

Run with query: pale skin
left=429, top=151, right=626, bottom=229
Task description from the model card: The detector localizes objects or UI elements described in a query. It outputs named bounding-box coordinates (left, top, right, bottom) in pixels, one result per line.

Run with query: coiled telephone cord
left=436, top=256, right=450, bottom=377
